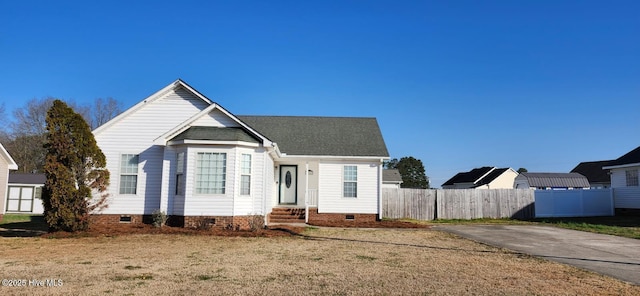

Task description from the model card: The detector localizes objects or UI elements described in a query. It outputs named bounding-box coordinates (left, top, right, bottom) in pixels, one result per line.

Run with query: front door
left=279, top=165, right=297, bottom=205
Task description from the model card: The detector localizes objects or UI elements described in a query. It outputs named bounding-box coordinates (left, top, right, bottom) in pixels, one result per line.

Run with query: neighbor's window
left=343, top=165, right=358, bottom=198
left=119, top=154, right=139, bottom=194
left=175, top=152, right=185, bottom=195
left=195, top=152, right=226, bottom=194
left=626, top=169, right=639, bottom=187
left=240, top=154, right=251, bottom=195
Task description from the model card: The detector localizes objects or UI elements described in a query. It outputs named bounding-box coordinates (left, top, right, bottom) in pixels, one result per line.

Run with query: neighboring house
left=571, top=160, right=614, bottom=189
left=0, top=143, right=19, bottom=221
left=5, top=173, right=46, bottom=214
left=92, top=79, right=389, bottom=228
left=603, top=146, right=640, bottom=209
left=514, top=172, right=590, bottom=190
left=382, top=169, right=403, bottom=189
left=442, top=166, right=518, bottom=189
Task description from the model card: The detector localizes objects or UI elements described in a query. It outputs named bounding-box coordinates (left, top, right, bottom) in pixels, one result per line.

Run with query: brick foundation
left=307, top=208, right=378, bottom=227
left=89, top=214, right=264, bottom=231
left=90, top=214, right=151, bottom=225
left=181, top=215, right=264, bottom=230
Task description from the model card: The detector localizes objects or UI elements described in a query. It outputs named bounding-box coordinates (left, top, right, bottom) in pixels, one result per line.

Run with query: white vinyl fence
left=534, top=189, right=614, bottom=218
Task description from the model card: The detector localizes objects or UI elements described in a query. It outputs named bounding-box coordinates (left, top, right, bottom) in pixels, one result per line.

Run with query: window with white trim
left=240, top=154, right=251, bottom=195
left=195, top=152, right=226, bottom=194
left=343, top=165, right=357, bottom=198
left=626, top=169, right=638, bottom=187
left=119, top=154, right=139, bottom=194
left=175, top=152, right=185, bottom=195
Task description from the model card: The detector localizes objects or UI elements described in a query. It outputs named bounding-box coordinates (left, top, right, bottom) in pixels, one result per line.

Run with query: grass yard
left=1, top=228, right=639, bottom=295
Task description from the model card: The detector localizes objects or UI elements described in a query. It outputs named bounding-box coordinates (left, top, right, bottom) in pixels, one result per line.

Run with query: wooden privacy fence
left=382, top=188, right=535, bottom=220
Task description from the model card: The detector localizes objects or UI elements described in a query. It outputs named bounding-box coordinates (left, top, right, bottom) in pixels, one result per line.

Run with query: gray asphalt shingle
left=237, top=116, right=389, bottom=157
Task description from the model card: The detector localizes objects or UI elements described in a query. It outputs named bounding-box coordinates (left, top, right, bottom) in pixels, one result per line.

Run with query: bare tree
left=5, top=97, right=122, bottom=173
left=90, top=97, right=122, bottom=129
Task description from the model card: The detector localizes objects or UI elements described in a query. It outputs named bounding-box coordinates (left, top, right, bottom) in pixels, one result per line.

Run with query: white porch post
left=305, top=162, right=309, bottom=223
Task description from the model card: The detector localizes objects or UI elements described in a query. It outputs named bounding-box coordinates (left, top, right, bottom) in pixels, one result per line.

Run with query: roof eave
left=603, top=163, right=640, bottom=170
left=276, top=155, right=389, bottom=161
left=168, top=139, right=261, bottom=147
left=0, top=143, right=18, bottom=170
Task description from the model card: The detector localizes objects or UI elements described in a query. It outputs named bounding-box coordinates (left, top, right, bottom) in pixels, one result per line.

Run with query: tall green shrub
left=42, top=100, right=110, bottom=232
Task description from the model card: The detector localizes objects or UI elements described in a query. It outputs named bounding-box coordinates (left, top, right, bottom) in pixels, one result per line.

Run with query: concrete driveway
left=434, top=225, right=640, bottom=285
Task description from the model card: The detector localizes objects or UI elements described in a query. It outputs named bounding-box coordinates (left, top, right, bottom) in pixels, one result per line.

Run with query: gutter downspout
left=262, top=150, right=269, bottom=227
left=378, top=159, right=383, bottom=221
left=305, top=162, right=309, bottom=224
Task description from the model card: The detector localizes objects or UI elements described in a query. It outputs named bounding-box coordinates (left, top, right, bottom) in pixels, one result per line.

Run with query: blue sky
left=1, top=0, right=638, bottom=187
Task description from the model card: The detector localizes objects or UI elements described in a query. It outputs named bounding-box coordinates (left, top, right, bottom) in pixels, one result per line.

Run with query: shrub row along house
left=91, top=79, right=390, bottom=228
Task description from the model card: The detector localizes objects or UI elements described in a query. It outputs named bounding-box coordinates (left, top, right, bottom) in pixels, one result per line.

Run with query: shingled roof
left=442, top=167, right=494, bottom=186
left=383, top=169, right=403, bottom=183
left=9, top=173, right=46, bottom=185
left=604, top=146, right=640, bottom=167
left=571, top=160, right=614, bottom=184
left=237, top=116, right=389, bottom=157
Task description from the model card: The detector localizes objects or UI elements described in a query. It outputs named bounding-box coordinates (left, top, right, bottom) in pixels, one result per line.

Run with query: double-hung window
left=626, top=169, right=639, bottom=187
left=240, top=154, right=251, bottom=195
left=120, top=154, right=139, bottom=194
left=175, top=152, right=185, bottom=195
left=343, top=165, right=357, bottom=198
left=195, top=152, right=227, bottom=194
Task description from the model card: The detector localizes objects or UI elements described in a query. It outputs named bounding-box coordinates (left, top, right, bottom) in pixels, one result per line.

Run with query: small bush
left=194, top=217, right=213, bottom=230
left=247, top=214, right=265, bottom=232
left=151, top=209, right=167, bottom=228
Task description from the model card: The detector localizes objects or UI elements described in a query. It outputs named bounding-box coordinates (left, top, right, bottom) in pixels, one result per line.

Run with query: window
left=119, top=154, right=139, bottom=194
left=240, top=154, right=251, bottom=195
left=195, top=152, right=226, bottom=194
left=175, top=152, right=185, bottom=195
left=343, top=165, right=357, bottom=198
left=626, top=169, right=639, bottom=187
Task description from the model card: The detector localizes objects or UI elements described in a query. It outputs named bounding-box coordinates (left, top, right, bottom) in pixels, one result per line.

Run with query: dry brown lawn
left=1, top=227, right=638, bottom=295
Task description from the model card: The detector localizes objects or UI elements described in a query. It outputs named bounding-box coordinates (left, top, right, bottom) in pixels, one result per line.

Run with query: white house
left=603, top=146, right=640, bottom=209
left=92, top=79, right=390, bottom=228
left=442, top=167, right=518, bottom=189
left=0, top=142, right=19, bottom=221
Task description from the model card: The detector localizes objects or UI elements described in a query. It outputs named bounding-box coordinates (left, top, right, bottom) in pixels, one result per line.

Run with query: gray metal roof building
left=515, top=172, right=590, bottom=189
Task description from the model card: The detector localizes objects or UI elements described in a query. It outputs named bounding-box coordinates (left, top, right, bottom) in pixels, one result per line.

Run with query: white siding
left=382, top=183, right=401, bottom=189
left=318, top=161, right=380, bottom=214
left=610, top=167, right=640, bottom=208
left=487, top=170, right=518, bottom=189
left=261, top=153, right=275, bottom=214
left=95, top=87, right=210, bottom=215
left=613, top=187, right=640, bottom=209
left=610, top=169, right=627, bottom=188
left=0, top=157, right=8, bottom=214
left=192, top=109, right=240, bottom=127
